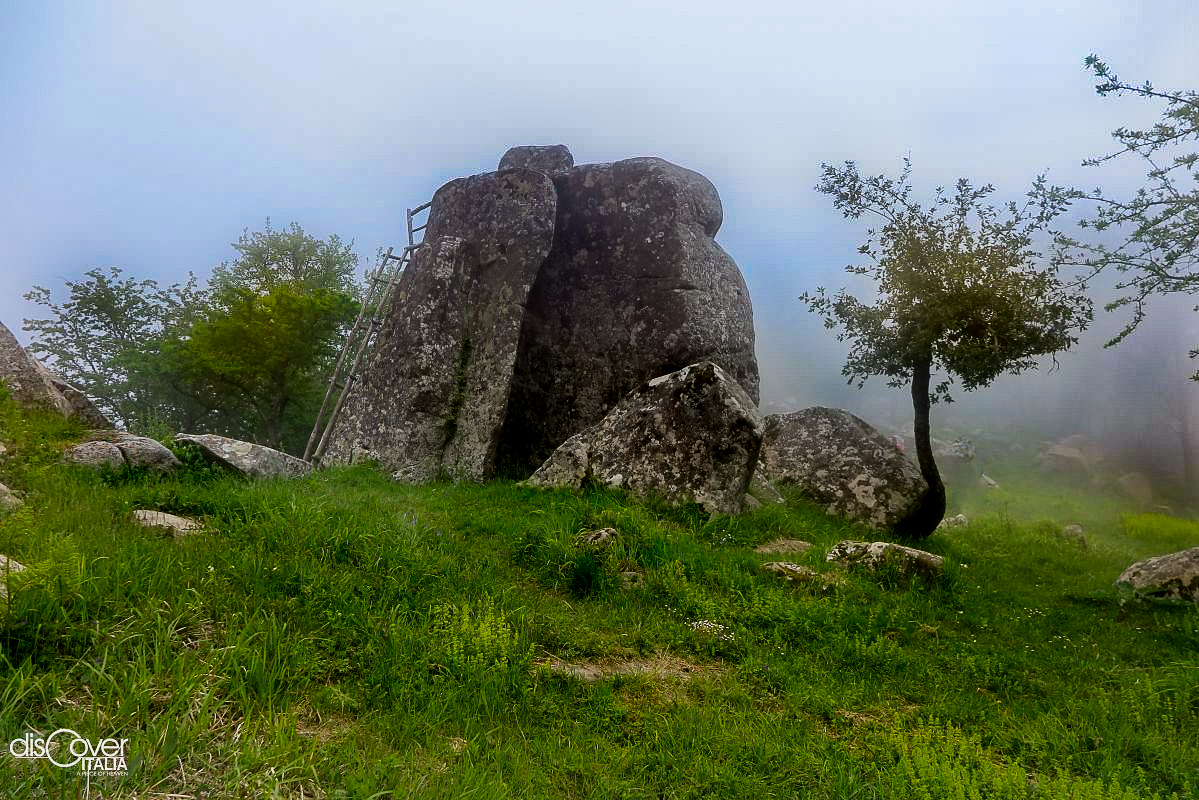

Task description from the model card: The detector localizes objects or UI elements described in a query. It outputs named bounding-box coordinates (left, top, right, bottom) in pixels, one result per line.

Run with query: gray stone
left=498, top=145, right=574, bottom=179
left=938, top=513, right=969, bottom=530
left=1115, top=472, right=1154, bottom=505
left=325, top=167, right=559, bottom=481
left=826, top=540, right=945, bottom=580
left=108, top=433, right=180, bottom=473
left=133, top=510, right=202, bottom=535
left=1116, top=547, right=1199, bottom=603
left=1058, top=523, right=1087, bottom=547
left=64, top=440, right=125, bottom=469
left=754, top=538, right=812, bottom=555
left=761, top=561, right=821, bottom=581
left=620, top=570, right=644, bottom=589
left=525, top=361, right=763, bottom=515
left=575, top=528, right=617, bottom=548
left=980, top=474, right=999, bottom=488
left=0, top=554, right=26, bottom=599
left=0, top=482, right=21, bottom=510
left=758, top=408, right=929, bottom=532
left=174, top=434, right=312, bottom=479
left=0, top=321, right=71, bottom=417
left=47, top=376, right=113, bottom=429
left=499, top=156, right=759, bottom=474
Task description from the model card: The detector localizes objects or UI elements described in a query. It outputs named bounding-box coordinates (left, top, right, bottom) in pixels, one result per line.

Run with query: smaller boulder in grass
left=0, top=482, right=21, bottom=510
left=174, top=434, right=312, bottom=479
left=1116, top=547, right=1199, bottom=604
left=575, top=528, right=617, bottom=548
left=825, top=540, right=944, bottom=581
left=0, top=554, right=25, bottom=599
left=133, top=510, right=203, bottom=536
left=64, top=440, right=126, bottom=469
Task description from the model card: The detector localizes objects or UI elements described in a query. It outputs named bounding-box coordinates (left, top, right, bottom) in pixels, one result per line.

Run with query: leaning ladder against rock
left=304, top=200, right=432, bottom=465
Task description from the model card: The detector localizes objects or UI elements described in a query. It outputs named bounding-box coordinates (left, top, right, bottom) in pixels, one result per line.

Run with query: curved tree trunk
left=894, top=355, right=947, bottom=539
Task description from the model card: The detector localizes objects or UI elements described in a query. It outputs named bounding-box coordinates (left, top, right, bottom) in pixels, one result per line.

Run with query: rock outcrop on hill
left=0, top=321, right=112, bottom=428
left=524, top=361, right=763, bottom=515
left=175, top=433, right=313, bottom=479
left=757, top=407, right=929, bottom=532
left=325, top=146, right=759, bottom=481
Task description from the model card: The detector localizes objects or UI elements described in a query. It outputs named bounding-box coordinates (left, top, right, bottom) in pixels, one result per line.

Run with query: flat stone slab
left=754, top=538, right=812, bottom=555
left=826, top=540, right=945, bottom=580
left=133, top=510, right=203, bottom=535
left=174, top=434, right=312, bottom=479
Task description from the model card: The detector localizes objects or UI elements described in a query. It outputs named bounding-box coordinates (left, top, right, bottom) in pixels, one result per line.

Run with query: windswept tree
left=803, top=160, right=1093, bottom=537
left=1039, top=56, right=1198, bottom=357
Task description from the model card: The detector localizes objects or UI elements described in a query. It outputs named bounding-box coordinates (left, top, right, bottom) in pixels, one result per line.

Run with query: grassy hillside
left=0, top=397, right=1195, bottom=799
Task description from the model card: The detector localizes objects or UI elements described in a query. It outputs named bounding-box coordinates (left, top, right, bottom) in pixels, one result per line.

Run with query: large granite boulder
left=1116, top=547, right=1199, bottom=603
left=758, top=408, right=929, bottom=532
left=175, top=434, right=312, bottom=479
left=324, top=167, right=559, bottom=481
left=498, top=156, right=759, bottom=474
left=498, top=145, right=574, bottom=179
left=324, top=147, right=759, bottom=482
left=525, top=361, right=763, bottom=515
left=0, top=321, right=113, bottom=427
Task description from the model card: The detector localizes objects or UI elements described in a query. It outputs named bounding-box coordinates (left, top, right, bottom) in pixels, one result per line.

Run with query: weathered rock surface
left=1116, top=547, right=1199, bottom=603
left=1115, top=472, right=1154, bottom=505
left=498, top=145, right=574, bottom=179
left=938, top=513, right=969, bottom=530
left=324, top=167, right=559, bottom=481
left=0, top=554, right=26, bottom=599
left=1058, top=523, right=1088, bottom=548
left=175, top=434, right=313, bottom=479
left=0, top=321, right=113, bottom=427
left=826, top=540, right=945, bottom=580
left=1, top=321, right=71, bottom=416
left=499, top=156, right=759, bottom=473
left=525, top=362, right=763, bottom=515
left=64, top=440, right=126, bottom=469
left=758, top=408, right=929, bottom=532
left=133, top=510, right=202, bottom=535
left=0, top=482, right=21, bottom=510
left=47, top=376, right=113, bottom=429
left=575, top=528, right=617, bottom=548
left=64, top=434, right=180, bottom=472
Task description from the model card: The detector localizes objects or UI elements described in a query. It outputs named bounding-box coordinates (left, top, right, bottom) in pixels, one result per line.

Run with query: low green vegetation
left=0, top=396, right=1195, bottom=798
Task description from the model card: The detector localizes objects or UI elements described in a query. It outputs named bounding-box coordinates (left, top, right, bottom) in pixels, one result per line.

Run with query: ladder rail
left=306, top=199, right=431, bottom=465
left=302, top=246, right=396, bottom=462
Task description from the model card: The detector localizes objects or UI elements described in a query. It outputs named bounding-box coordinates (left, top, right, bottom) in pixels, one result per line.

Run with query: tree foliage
left=804, top=160, right=1092, bottom=537
left=23, top=267, right=206, bottom=429
left=1044, top=55, right=1199, bottom=360
left=24, top=223, right=361, bottom=452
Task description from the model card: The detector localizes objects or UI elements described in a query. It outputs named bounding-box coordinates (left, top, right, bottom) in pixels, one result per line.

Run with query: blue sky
left=2, top=1, right=1196, bottom=450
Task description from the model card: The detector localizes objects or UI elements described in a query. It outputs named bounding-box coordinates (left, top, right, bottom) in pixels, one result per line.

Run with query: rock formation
left=524, top=362, right=763, bottom=515
left=757, top=407, right=929, bottom=532
left=324, top=146, right=759, bottom=482
left=1116, top=547, right=1199, bottom=604
left=0, top=321, right=113, bottom=428
left=175, top=433, right=313, bottom=479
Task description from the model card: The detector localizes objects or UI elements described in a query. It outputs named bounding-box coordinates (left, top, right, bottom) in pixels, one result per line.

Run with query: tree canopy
left=804, top=160, right=1093, bottom=537
left=24, top=222, right=362, bottom=452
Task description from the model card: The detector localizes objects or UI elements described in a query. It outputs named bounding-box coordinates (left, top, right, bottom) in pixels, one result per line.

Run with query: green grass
left=0, top=397, right=1196, bottom=798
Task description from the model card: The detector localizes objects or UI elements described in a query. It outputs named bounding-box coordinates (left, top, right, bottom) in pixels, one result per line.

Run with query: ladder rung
left=411, top=224, right=427, bottom=233
left=409, top=201, right=432, bottom=215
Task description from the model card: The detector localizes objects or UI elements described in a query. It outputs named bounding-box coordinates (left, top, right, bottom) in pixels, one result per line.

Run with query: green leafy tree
left=803, top=161, right=1093, bottom=537
left=170, top=222, right=361, bottom=452
left=1045, top=55, right=1198, bottom=361
left=23, top=267, right=207, bottom=429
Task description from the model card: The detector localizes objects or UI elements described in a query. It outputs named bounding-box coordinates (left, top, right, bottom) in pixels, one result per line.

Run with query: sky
left=2, top=1, right=1197, bottom=476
